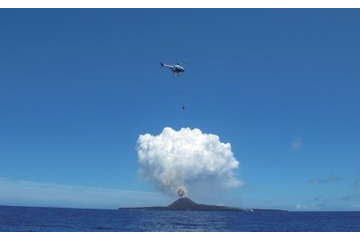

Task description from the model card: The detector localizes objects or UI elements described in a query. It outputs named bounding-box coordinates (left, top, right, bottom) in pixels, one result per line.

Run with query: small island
left=119, top=197, right=286, bottom=212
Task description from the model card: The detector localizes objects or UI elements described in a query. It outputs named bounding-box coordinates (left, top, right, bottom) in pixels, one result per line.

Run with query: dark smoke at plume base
left=177, top=187, right=187, bottom=198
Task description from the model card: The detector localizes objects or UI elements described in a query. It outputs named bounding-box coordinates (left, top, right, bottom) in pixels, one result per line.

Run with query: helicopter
left=161, top=62, right=185, bottom=75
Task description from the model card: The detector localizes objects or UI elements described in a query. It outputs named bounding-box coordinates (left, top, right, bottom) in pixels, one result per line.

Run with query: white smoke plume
left=137, top=127, right=242, bottom=197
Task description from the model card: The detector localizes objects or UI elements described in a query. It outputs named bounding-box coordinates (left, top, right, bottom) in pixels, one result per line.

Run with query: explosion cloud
left=137, top=127, right=242, bottom=197
left=176, top=187, right=187, bottom=198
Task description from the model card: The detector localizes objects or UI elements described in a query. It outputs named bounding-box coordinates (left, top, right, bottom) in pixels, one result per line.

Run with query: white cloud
left=342, top=193, right=360, bottom=202
left=291, top=137, right=302, bottom=151
left=295, top=203, right=308, bottom=210
left=354, top=178, right=360, bottom=187
left=137, top=127, right=243, bottom=198
left=352, top=203, right=360, bottom=209
left=0, top=178, right=169, bottom=209
left=295, top=196, right=333, bottom=210
left=296, top=193, right=360, bottom=211
left=310, top=175, right=344, bottom=184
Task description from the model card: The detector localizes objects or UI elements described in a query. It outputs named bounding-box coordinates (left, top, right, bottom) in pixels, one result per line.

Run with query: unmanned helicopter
left=161, top=62, right=185, bottom=75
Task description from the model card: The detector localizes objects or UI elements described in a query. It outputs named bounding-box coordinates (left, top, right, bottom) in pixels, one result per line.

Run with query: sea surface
left=0, top=205, right=359, bottom=232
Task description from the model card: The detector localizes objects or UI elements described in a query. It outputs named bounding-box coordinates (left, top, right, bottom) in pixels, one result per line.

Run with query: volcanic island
left=119, top=196, right=285, bottom=212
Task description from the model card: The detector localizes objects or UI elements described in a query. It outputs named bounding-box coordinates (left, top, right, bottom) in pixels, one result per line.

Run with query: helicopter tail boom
left=160, top=62, right=173, bottom=69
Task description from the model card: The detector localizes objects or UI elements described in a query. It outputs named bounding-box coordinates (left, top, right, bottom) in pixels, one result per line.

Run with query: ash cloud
left=137, top=127, right=242, bottom=197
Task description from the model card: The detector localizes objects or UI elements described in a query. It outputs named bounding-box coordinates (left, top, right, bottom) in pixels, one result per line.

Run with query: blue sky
left=1, top=8, right=360, bottom=210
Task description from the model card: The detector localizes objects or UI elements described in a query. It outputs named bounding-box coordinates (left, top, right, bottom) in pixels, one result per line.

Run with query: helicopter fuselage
left=161, top=62, right=185, bottom=75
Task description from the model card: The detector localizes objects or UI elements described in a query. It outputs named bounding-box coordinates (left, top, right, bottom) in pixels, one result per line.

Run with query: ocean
left=0, top=205, right=359, bottom=232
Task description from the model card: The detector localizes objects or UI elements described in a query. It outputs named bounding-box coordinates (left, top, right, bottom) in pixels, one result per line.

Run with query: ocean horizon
left=0, top=205, right=359, bottom=232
